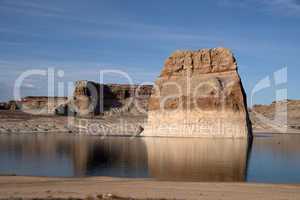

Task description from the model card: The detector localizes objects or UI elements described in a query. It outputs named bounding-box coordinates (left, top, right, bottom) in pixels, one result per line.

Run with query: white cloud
left=219, top=0, right=300, bottom=16
left=0, top=1, right=218, bottom=45
left=0, top=0, right=97, bottom=24
left=0, top=0, right=65, bottom=16
left=262, top=0, right=300, bottom=15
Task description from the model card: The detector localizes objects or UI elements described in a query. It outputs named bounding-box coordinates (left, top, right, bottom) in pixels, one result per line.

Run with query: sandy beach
left=0, top=176, right=300, bottom=200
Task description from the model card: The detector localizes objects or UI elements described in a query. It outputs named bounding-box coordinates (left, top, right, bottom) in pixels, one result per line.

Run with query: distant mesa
left=56, top=81, right=153, bottom=117
left=21, top=96, right=68, bottom=114
left=0, top=97, right=68, bottom=114
left=251, top=99, right=300, bottom=132
left=0, top=82, right=153, bottom=117
left=143, top=47, right=252, bottom=138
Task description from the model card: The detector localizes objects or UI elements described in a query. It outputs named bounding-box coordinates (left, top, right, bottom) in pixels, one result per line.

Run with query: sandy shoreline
left=1, top=176, right=300, bottom=200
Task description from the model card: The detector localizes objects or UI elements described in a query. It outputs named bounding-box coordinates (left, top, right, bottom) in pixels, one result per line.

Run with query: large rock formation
left=19, top=97, right=68, bottom=114
left=0, top=97, right=67, bottom=114
left=57, top=81, right=153, bottom=116
left=0, top=102, right=9, bottom=110
left=143, top=47, right=252, bottom=138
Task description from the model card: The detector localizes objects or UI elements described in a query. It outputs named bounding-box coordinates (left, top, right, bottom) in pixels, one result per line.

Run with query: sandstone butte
left=63, top=81, right=152, bottom=116
left=142, top=47, right=252, bottom=138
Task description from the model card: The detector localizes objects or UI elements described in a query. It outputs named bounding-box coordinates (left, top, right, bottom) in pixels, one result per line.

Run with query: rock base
left=143, top=110, right=249, bottom=138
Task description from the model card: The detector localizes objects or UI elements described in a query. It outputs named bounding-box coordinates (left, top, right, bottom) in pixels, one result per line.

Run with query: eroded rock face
left=60, top=80, right=153, bottom=116
left=250, top=99, right=300, bottom=132
left=0, top=102, right=9, bottom=110
left=143, top=48, right=252, bottom=138
left=8, top=97, right=67, bottom=114
left=1, top=97, right=68, bottom=114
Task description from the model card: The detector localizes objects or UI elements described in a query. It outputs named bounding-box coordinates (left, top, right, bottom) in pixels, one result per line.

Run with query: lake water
left=0, top=133, right=300, bottom=183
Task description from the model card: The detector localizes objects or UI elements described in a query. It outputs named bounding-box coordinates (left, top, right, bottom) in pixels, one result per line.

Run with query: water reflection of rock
left=0, top=134, right=250, bottom=181
left=143, top=138, right=249, bottom=181
left=0, top=135, right=149, bottom=177
left=72, top=137, right=148, bottom=177
left=0, top=134, right=75, bottom=176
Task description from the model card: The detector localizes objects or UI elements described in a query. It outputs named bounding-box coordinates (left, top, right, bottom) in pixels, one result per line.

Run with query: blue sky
left=0, top=0, right=299, bottom=105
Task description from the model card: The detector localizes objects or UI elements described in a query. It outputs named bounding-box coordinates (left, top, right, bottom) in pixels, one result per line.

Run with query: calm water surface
left=0, top=133, right=300, bottom=183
